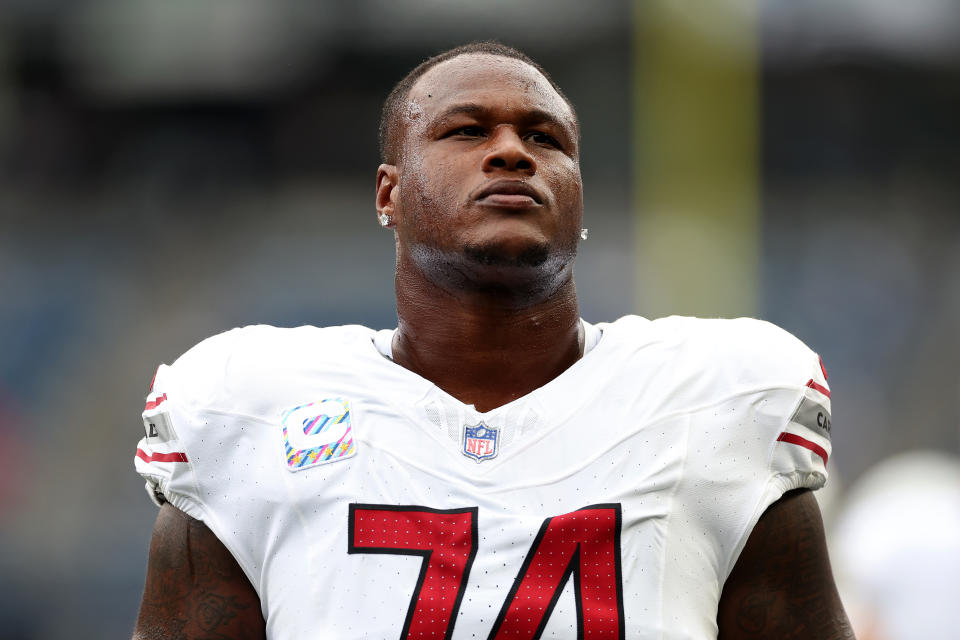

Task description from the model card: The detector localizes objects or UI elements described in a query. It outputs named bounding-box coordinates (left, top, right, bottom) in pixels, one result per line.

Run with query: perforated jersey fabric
left=134, top=316, right=831, bottom=639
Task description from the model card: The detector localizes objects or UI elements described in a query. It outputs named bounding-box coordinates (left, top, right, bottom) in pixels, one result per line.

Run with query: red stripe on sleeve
left=136, top=449, right=188, bottom=463
left=805, top=379, right=831, bottom=398
left=776, top=432, right=828, bottom=465
left=818, top=356, right=829, bottom=381
left=144, top=393, right=168, bottom=410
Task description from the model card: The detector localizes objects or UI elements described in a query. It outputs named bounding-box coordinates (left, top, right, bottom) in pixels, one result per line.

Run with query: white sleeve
left=710, top=317, right=833, bottom=494
left=655, top=318, right=836, bottom=630
left=719, top=325, right=833, bottom=579
left=133, top=362, right=206, bottom=519
left=769, top=348, right=832, bottom=491
left=132, top=327, right=248, bottom=520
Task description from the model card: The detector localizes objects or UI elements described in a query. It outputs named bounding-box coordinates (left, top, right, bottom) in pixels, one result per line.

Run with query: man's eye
left=450, top=126, right=483, bottom=137
left=527, top=131, right=561, bottom=148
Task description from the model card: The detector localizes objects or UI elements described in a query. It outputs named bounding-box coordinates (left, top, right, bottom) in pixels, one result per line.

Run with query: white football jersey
left=134, top=316, right=832, bottom=640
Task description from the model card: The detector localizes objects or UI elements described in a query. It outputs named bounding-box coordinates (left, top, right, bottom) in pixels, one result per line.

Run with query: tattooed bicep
left=133, top=503, right=266, bottom=640
left=717, top=489, right=856, bottom=640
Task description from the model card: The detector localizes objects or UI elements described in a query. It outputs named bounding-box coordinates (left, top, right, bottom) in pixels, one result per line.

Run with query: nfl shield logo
left=463, top=423, right=499, bottom=462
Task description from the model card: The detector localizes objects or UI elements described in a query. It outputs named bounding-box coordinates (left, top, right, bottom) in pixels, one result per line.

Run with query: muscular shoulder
left=718, top=489, right=855, bottom=639
left=134, top=503, right=266, bottom=640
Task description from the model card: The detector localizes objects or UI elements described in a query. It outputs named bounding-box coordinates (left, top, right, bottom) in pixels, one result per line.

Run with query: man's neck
left=392, top=266, right=583, bottom=413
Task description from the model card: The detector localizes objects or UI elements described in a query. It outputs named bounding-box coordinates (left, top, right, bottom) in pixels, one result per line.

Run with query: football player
left=133, top=42, right=854, bottom=639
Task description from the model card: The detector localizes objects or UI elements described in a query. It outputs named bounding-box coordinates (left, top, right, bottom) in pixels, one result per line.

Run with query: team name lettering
left=817, top=411, right=831, bottom=433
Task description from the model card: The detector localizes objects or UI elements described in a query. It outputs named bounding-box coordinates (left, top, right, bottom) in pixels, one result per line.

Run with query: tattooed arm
left=717, top=489, right=855, bottom=640
left=133, top=503, right=266, bottom=640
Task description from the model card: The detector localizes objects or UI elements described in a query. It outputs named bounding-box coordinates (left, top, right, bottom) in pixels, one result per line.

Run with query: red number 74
left=348, top=503, right=625, bottom=640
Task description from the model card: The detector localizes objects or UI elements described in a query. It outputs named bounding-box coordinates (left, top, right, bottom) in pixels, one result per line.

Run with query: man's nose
left=481, top=128, right=536, bottom=175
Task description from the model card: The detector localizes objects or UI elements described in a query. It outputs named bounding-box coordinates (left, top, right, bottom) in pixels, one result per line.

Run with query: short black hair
left=378, top=41, right=577, bottom=165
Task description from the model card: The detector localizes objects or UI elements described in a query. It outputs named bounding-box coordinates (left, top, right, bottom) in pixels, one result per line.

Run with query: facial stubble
left=396, top=141, right=579, bottom=306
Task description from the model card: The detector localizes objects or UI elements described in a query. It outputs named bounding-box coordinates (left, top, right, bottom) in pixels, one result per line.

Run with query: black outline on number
left=487, top=503, right=625, bottom=640
left=347, top=503, right=479, bottom=640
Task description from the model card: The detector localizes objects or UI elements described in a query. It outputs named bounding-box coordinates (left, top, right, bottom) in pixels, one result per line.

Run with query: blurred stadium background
left=0, top=1, right=957, bottom=638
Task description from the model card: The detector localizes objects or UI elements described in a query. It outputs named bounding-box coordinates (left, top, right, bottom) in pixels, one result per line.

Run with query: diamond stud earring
left=378, top=213, right=391, bottom=227
left=580, top=228, right=589, bottom=240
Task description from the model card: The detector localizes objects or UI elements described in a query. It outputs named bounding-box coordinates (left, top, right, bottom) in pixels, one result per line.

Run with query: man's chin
left=407, top=240, right=575, bottom=305
left=463, top=241, right=550, bottom=269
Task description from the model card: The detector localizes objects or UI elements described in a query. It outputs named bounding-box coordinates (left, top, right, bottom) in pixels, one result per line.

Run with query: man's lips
left=478, top=193, right=538, bottom=207
left=473, top=180, right=544, bottom=208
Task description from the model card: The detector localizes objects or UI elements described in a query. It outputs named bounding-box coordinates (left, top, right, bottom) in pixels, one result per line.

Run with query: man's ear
left=375, top=164, right=399, bottom=228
